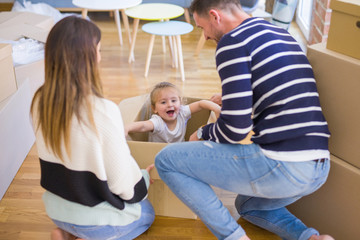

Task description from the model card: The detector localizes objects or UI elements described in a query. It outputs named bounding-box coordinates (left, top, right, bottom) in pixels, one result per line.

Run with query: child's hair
left=150, top=82, right=182, bottom=108
left=31, top=16, right=103, bottom=160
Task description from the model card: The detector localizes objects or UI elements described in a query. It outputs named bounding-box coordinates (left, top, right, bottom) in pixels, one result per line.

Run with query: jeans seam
left=242, top=214, right=293, bottom=239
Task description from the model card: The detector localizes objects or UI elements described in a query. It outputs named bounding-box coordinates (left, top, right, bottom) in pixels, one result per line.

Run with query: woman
left=31, top=16, right=155, bottom=240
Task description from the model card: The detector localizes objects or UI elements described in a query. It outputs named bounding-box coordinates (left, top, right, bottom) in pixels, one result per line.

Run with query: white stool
left=125, top=3, right=185, bottom=63
left=142, top=20, right=193, bottom=81
left=72, top=0, right=142, bottom=46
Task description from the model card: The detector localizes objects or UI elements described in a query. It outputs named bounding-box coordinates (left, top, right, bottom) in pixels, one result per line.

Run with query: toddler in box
left=125, top=81, right=221, bottom=143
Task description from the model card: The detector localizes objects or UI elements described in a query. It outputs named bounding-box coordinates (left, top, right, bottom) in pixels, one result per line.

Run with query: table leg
left=175, top=35, right=185, bottom=81
left=195, top=30, right=206, bottom=56
left=168, top=36, right=175, bottom=68
left=81, top=9, right=88, bottom=19
left=128, top=18, right=139, bottom=63
left=121, top=9, right=131, bottom=45
left=114, top=10, right=123, bottom=46
left=145, top=35, right=156, bottom=77
left=173, top=36, right=178, bottom=68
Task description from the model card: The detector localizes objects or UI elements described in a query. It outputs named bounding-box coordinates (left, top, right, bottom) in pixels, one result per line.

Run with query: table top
left=72, top=0, right=142, bottom=10
left=125, top=3, right=184, bottom=20
left=142, top=21, right=193, bottom=36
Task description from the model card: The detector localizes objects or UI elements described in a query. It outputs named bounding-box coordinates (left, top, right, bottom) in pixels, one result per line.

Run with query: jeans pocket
left=250, top=163, right=307, bottom=198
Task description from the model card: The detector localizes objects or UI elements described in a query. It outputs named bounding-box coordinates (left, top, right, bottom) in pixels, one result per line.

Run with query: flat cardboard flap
left=0, top=43, right=12, bottom=61
left=330, top=0, right=360, bottom=17
left=0, top=11, right=53, bottom=42
left=127, top=140, right=166, bottom=180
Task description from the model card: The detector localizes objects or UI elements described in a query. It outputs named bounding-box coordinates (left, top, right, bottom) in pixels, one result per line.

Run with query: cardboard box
left=327, top=0, right=360, bottom=60
left=0, top=11, right=53, bottom=42
left=288, top=155, right=360, bottom=240
left=119, top=94, right=218, bottom=219
left=307, top=43, right=360, bottom=168
left=0, top=79, right=35, bottom=200
left=15, top=59, right=45, bottom=99
left=0, top=43, right=17, bottom=103
left=119, top=94, right=216, bottom=179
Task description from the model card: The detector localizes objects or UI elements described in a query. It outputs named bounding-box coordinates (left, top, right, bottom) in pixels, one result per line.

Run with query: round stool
left=142, top=20, right=193, bottom=81
left=125, top=3, right=185, bottom=63
left=72, top=0, right=141, bottom=46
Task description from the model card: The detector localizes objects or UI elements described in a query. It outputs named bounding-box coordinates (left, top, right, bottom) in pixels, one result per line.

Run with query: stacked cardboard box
left=327, top=0, right=360, bottom=60
left=288, top=43, right=360, bottom=239
left=0, top=12, right=53, bottom=200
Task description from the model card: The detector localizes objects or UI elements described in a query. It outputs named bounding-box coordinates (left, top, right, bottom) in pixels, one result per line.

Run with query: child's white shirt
left=148, top=105, right=191, bottom=143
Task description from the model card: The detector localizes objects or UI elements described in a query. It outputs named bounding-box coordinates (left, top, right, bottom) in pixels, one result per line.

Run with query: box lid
left=330, top=0, right=360, bottom=17
left=0, top=43, right=12, bottom=61
left=0, top=12, right=54, bottom=42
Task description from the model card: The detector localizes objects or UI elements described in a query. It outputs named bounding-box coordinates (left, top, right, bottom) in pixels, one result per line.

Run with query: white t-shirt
left=149, top=105, right=191, bottom=143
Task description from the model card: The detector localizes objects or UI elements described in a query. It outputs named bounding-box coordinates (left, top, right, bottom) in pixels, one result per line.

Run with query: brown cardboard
left=119, top=94, right=216, bottom=180
left=147, top=180, right=197, bottom=219
left=307, top=43, right=360, bottom=168
left=119, top=94, right=218, bottom=219
left=288, top=155, right=360, bottom=239
left=15, top=59, right=45, bottom=99
left=0, top=11, right=53, bottom=42
left=0, top=44, right=17, bottom=103
left=327, top=0, right=360, bottom=59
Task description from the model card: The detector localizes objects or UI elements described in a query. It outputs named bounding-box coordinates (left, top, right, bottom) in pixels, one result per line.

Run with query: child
left=30, top=16, right=154, bottom=240
left=125, top=82, right=221, bottom=143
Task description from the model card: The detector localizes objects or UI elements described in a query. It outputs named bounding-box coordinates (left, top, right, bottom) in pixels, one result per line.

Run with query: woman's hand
left=146, top=164, right=155, bottom=184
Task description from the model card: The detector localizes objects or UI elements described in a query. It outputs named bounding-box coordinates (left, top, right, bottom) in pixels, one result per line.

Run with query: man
left=155, top=0, right=334, bottom=239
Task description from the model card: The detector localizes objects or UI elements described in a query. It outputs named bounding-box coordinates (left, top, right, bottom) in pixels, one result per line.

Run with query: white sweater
left=32, top=96, right=150, bottom=226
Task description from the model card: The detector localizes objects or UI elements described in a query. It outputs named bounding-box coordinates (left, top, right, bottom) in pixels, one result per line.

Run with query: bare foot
left=51, top=228, right=78, bottom=240
left=309, top=234, right=335, bottom=240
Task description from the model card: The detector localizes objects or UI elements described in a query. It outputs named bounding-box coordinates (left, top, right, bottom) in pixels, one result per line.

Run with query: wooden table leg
left=128, top=18, right=139, bottom=63
left=176, top=35, right=185, bottom=81
left=121, top=9, right=131, bottom=45
left=81, top=9, right=88, bottom=19
left=144, top=35, right=156, bottom=77
left=114, top=9, right=123, bottom=46
left=195, top=30, right=206, bottom=56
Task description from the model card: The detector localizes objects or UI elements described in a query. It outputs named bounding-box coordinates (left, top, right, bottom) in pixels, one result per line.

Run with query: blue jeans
left=155, top=141, right=330, bottom=240
left=52, top=199, right=154, bottom=240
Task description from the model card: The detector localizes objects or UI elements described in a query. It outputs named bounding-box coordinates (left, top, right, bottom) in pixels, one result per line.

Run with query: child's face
left=153, top=87, right=181, bottom=123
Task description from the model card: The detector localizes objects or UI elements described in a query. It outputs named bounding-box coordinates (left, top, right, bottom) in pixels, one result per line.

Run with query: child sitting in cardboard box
left=125, top=82, right=221, bottom=143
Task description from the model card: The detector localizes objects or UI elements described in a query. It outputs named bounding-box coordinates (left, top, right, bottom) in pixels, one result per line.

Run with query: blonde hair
left=31, top=16, right=103, bottom=160
left=150, top=82, right=182, bottom=109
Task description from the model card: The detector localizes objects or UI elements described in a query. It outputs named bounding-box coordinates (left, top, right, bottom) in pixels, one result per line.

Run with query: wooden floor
left=0, top=12, right=305, bottom=240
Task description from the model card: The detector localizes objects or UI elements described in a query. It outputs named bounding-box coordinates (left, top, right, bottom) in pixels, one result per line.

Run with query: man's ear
left=209, top=9, right=221, bottom=23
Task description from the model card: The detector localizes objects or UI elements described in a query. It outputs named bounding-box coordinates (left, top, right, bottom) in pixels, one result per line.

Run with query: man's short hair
left=190, top=0, right=242, bottom=17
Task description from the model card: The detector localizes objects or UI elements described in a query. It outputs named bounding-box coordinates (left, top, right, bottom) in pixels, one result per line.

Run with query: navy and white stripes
left=202, top=18, right=330, bottom=161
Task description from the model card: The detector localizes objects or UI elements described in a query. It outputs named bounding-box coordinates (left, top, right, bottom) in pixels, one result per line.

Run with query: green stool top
left=125, top=3, right=184, bottom=20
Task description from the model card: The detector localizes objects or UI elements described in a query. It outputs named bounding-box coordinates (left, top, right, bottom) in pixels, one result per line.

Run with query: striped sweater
left=202, top=18, right=330, bottom=162
left=32, top=97, right=150, bottom=226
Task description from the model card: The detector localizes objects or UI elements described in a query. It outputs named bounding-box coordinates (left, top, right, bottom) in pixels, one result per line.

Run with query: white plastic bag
left=0, top=38, right=44, bottom=66
left=12, top=0, right=79, bottom=23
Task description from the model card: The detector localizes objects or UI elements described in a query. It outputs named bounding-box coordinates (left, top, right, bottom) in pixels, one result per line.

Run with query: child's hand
left=146, top=164, right=155, bottom=184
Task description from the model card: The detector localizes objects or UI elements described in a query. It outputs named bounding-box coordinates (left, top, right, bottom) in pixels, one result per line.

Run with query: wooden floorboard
left=0, top=12, right=284, bottom=240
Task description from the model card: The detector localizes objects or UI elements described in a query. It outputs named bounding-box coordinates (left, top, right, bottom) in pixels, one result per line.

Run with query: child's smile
left=153, top=88, right=181, bottom=127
